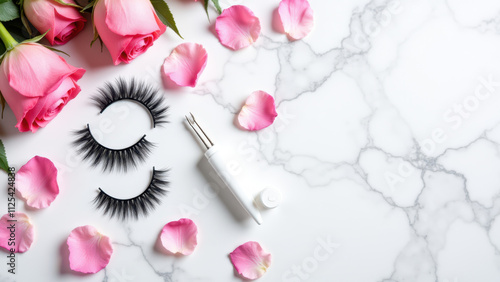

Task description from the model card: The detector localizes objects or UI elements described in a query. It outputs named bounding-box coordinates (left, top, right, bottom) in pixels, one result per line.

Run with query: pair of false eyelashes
left=73, top=78, right=169, bottom=220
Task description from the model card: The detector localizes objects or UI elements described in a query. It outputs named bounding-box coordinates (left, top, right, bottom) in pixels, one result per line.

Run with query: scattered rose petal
left=278, top=0, right=314, bottom=40
left=215, top=5, right=261, bottom=50
left=238, top=91, right=278, bottom=131
left=161, top=43, right=208, bottom=88
left=16, top=156, right=59, bottom=209
left=160, top=218, right=198, bottom=255
left=230, top=241, right=271, bottom=280
left=0, top=212, right=35, bottom=253
left=67, top=225, right=113, bottom=274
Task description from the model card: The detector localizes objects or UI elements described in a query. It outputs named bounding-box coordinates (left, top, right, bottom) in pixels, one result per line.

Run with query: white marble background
left=1, top=0, right=500, bottom=281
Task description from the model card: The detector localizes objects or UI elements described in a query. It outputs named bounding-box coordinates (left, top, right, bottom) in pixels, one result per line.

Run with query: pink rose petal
left=278, top=0, right=314, bottom=40
left=16, top=156, right=59, bottom=209
left=0, top=212, right=35, bottom=253
left=238, top=91, right=278, bottom=131
left=160, top=218, right=198, bottom=255
left=3, top=42, right=85, bottom=99
left=67, top=225, right=113, bottom=274
left=161, top=43, right=208, bottom=88
left=103, top=0, right=163, bottom=36
left=215, top=5, right=261, bottom=50
left=230, top=241, right=272, bottom=280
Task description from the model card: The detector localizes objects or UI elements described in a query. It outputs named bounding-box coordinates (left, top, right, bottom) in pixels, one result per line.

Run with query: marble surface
left=2, top=0, right=500, bottom=281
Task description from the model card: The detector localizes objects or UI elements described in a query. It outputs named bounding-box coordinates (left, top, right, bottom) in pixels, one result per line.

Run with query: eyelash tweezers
left=185, top=113, right=263, bottom=225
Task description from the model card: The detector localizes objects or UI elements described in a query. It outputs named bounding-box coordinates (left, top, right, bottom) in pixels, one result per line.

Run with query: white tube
left=205, top=145, right=263, bottom=225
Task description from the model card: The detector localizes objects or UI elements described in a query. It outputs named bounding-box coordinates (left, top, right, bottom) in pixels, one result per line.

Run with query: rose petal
left=278, top=0, right=314, bottom=40
left=160, top=218, right=198, bottom=255
left=238, top=91, right=278, bottom=131
left=103, top=0, right=163, bottom=36
left=67, top=225, right=113, bottom=274
left=230, top=241, right=272, bottom=280
left=0, top=212, right=35, bottom=253
left=16, top=156, right=59, bottom=209
left=161, top=43, right=208, bottom=88
left=3, top=43, right=85, bottom=98
left=215, top=5, right=261, bottom=50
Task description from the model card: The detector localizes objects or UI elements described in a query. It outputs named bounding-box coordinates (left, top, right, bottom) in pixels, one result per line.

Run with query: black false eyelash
left=92, top=78, right=169, bottom=128
left=93, top=168, right=169, bottom=220
left=73, top=124, right=154, bottom=172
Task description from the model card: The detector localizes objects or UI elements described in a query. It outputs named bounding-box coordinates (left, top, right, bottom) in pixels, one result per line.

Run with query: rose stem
left=0, top=22, right=18, bottom=51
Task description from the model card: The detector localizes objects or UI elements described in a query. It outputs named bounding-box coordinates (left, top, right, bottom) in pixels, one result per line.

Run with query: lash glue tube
left=205, top=145, right=263, bottom=225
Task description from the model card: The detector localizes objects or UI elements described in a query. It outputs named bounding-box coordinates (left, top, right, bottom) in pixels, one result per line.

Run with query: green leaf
left=52, top=0, right=82, bottom=9
left=20, top=9, right=33, bottom=36
left=20, top=30, right=48, bottom=44
left=0, top=139, right=9, bottom=173
left=88, top=0, right=103, bottom=50
left=203, top=0, right=209, bottom=20
left=211, top=0, right=222, bottom=14
left=150, top=0, right=182, bottom=38
left=43, top=45, right=70, bottom=57
left=81, top=0, right=97, bottom=12
left=0, top=0, right=20, bottom=22
left=90, top=24, right=102, bottom=50
left=81, top=1, right=94, bottom=12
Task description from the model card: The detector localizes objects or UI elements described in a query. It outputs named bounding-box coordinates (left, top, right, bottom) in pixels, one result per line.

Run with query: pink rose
left=93, top=0, right=166, bottom=65
left=23, top=0, right=86, bottom=45
left=0, top=43, right=86, bottom=132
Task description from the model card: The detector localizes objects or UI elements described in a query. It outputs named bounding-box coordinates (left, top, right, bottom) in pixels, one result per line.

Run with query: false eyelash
left=93, top=168, right=169, bottom=220
left=92, top=78, right=169, bottom=128
left=73, top=124, right=154, bottom=172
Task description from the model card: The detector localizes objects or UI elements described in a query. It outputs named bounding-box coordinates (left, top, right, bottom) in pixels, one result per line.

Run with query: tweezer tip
left=185, top=112, right=211, bottom=150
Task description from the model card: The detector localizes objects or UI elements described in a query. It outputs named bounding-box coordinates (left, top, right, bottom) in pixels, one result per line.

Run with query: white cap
left=258, top=187, right=282, bottom=209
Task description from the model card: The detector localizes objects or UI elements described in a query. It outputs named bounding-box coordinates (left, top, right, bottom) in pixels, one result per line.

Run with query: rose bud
left=23, top=0, right=86, bottom=45
left=93, top=0, right=166, bottom=65
left=0, top=43, right=86, bottom=132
